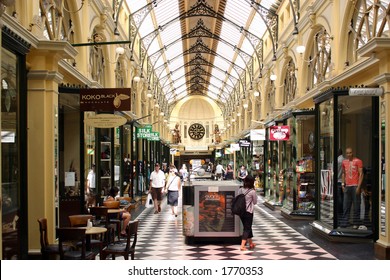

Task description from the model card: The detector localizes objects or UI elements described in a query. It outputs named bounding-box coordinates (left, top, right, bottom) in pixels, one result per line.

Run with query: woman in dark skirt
left=238, top=175, right=258, bottom=251
left=164, top=166, right=181, bottom=217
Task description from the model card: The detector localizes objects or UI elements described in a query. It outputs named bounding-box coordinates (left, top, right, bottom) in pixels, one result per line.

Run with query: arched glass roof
left=126, top=0, right=281, bottom=109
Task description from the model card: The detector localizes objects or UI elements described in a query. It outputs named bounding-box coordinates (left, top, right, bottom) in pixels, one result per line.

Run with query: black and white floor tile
left=103, top=196, right=337, bottom=260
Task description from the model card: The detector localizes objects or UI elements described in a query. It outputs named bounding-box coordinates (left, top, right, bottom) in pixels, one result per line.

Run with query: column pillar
left=26, top=42, right=76, bottom=252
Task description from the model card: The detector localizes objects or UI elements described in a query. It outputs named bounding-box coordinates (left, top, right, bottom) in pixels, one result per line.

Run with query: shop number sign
left=269, top=125, right=290, bottom=141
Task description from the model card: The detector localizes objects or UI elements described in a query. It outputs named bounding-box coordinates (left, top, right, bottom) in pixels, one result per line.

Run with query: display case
left=280, top=110, right=316, bottom=219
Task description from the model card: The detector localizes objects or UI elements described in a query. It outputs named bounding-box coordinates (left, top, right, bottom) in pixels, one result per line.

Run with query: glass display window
left=314, top=89, right=379, bottom=239
left=281, top=111, right=316, bottom=218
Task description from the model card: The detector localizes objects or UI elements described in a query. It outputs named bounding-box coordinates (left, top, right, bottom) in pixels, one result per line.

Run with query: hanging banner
left=80, top=88, right=131, bottom=111
left=269, top=125, right=290, bottom=141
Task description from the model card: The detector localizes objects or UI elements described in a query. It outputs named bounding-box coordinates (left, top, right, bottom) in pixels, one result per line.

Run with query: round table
left=83, top=227, right=107, bottom=250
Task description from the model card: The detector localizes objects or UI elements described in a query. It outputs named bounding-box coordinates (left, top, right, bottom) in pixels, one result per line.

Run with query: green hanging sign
left=136, top=125, right=152, bottom=139
left=148, top=131, right=160, bottom=141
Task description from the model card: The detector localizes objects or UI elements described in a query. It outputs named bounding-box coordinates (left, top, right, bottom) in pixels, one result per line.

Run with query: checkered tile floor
left=102, top=196, right=337, bottom=260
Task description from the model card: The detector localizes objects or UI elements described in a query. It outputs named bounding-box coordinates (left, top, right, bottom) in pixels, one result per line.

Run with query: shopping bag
left=145, top=193, right=153, bottom=208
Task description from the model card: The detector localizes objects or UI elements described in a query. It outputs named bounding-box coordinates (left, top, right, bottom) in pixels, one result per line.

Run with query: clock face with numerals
left=188, top=123, right=205, bottom=140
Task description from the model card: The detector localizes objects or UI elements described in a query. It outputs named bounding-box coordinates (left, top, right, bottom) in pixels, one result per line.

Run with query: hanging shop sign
left=269, top=125, right=290, bottom=141
left=238, top=139, right=251, bottom=147
left=250, top=129, right=266, bottom=141
left=230, top=143, right=240, bottom=151
left=136, top=125, right=152, bottom=139
left=349, top=87, right=383, bottom=96
left=84, top=114, right=127, bottom=128
left=80, top=88, right=131, bottom=111
left=147, top=131, right=160, bottom=141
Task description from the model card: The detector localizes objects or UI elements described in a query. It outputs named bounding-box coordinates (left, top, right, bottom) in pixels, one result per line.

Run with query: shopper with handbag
left=238, top=175, right=258, bottom=251
left=164, top=166, right=181, bottom=217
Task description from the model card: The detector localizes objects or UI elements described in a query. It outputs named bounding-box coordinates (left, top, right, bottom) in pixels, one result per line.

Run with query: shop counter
left=182, top=180, right=242, bottom=244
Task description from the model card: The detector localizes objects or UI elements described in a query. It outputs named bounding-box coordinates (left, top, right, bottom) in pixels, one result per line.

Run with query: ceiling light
left=270, top=74, right=277, bottom=81
left=253, top=90, right=260, bottom=97
left=243, top=102, right=248, bottom=109
left=133, top=76, right=140, bottom=82
left=237, top=112, right=241, bottom=117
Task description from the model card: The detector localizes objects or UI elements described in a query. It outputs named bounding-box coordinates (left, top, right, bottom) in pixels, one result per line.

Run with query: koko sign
left=80, top=88, right=131, bottom=111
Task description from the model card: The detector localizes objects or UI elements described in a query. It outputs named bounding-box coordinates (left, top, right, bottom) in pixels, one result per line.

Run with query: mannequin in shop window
left=340, top=147, right=363, bottom=229
left=86, top=164, right=96, bottom=207
left=337, top=149, right=344, bottom=225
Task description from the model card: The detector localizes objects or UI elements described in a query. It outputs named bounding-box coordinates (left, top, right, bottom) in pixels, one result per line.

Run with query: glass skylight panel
left=153, top=0, right=179, bottom=26
left=159, top=22, right=182, bottom=46
left=126, top=0, right=147, bottom=15
left=224, top=0, right=251, bottom=27
left=248, top=12, right=268, bottom=39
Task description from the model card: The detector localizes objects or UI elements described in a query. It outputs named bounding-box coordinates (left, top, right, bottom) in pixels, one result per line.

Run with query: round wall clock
left=188, top=123, right=205, bottom=140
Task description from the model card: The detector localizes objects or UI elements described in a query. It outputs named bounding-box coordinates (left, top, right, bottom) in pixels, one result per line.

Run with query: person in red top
left=340, top=147, right=363, bottom=228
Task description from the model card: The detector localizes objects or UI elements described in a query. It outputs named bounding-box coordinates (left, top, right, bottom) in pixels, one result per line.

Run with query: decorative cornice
left=27, top=70, right=64, bottom=84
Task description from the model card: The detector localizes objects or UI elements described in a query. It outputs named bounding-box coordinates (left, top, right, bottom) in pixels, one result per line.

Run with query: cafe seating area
left=37, top=200, right=140, bottom=260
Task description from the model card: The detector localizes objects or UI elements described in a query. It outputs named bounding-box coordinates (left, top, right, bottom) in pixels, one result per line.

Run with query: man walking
left=149, top=163, right=166, bottom=214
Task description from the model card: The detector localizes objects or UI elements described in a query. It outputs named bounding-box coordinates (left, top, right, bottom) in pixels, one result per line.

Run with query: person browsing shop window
left=340, top=147, right=363, bottom=229
left=238, top=175, right=258, bottom=251
left=164, top=166, right=181, bottom=217
left=149, top=163, right=166, bottom=214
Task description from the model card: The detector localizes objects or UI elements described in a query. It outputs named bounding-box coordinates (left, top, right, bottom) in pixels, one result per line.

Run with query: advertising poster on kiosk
left=197, top=190, right=235, bottom=234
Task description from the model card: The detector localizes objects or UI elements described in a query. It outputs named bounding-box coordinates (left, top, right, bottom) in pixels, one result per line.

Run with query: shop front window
left=1, top=48, right=20, bottom=259
left=319, top=98, right=334, bottom=226
left=337, top=95, right=373, bottom=230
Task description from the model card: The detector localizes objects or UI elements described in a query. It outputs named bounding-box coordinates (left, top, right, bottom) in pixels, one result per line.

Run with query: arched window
left=347, top=0, right=390, bottom=64
left=306, top=28, right=332, bottom=91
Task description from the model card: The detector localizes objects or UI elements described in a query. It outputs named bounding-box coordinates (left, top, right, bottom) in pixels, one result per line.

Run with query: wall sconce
left=147, top=86, right=152, bottom=98
left=296, top=45, right=306, bottom=54
left=115, top=46, right=125, bottom=55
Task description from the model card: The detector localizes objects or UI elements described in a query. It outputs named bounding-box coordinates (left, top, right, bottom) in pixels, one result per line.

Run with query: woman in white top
left=164, top=166, right=181, bottom=217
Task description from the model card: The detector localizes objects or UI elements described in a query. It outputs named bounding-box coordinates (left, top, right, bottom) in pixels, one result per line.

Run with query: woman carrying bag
left=238, top=175, right=258, bottom=251
left=164, top=166, right=181, bottom=217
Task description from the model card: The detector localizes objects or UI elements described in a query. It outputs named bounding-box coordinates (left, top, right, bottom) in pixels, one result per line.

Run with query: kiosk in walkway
left=182, top=180, right=242, bottom=244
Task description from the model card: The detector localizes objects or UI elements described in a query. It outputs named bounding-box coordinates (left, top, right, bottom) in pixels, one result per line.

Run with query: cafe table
left=83, top=226, right=107, bottom=251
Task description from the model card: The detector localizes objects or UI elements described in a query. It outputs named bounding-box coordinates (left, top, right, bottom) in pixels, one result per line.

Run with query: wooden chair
left=89, top=207, right=116, bottom=244
left=100, top=220, right=139, bottom=260
left=68, top=214, right=103, bottom=254
left=56, top=227, right=97, bottom=260
left=102, top=201, right=122, bottom=240
left=37, top=218, right=71, bottom=260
